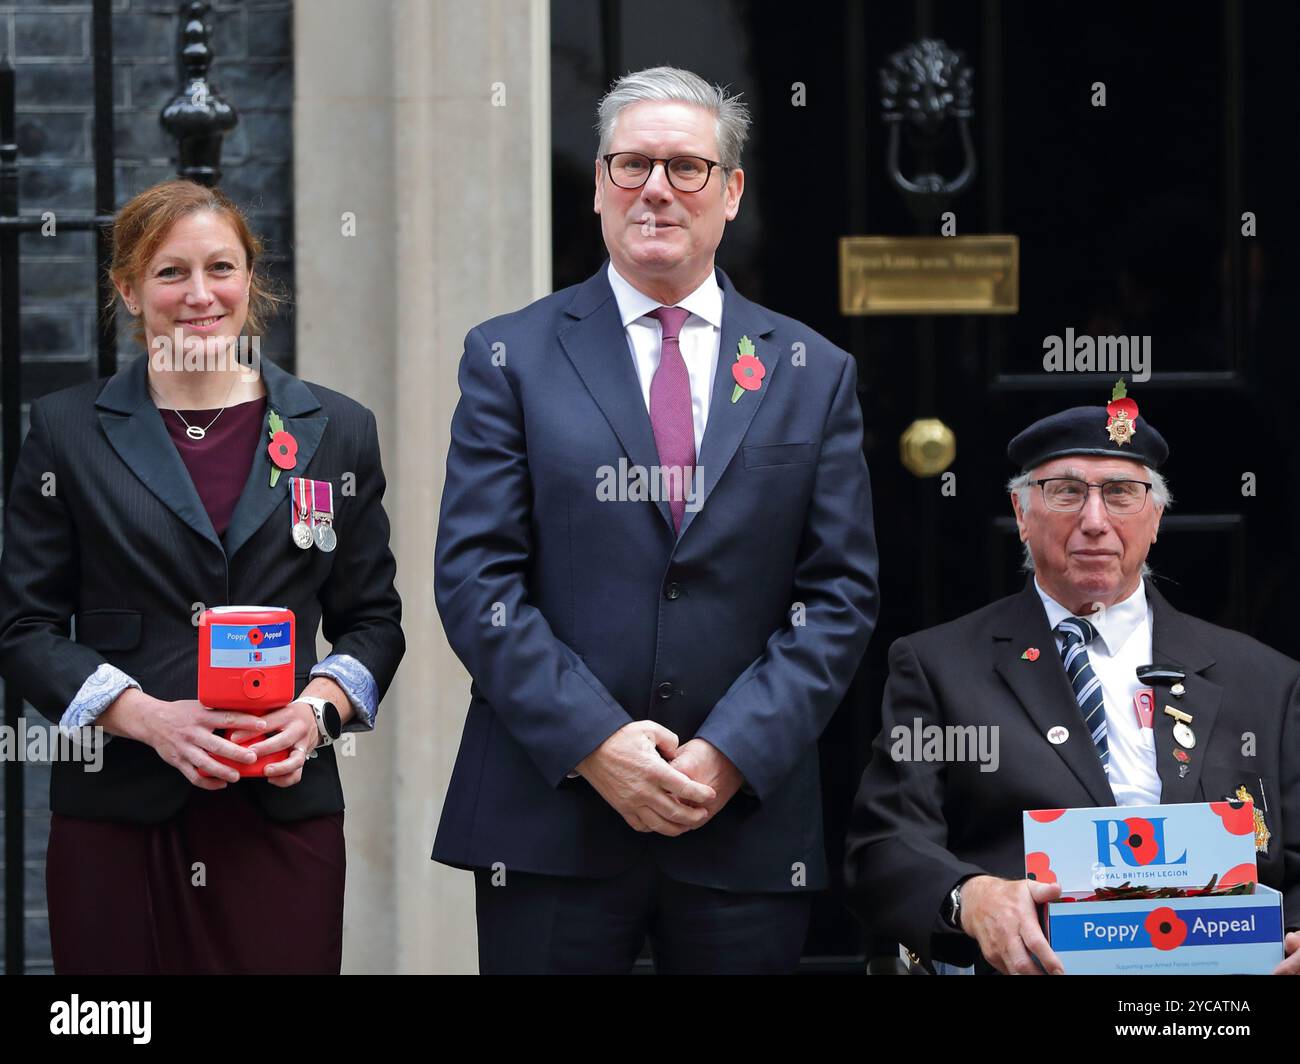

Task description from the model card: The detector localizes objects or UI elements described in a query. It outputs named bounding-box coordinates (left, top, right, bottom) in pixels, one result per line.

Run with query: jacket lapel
left=992, top=581, right=1116, bottom=807
left=558, top=265, right=676, bottom=534
left=556, top=264, right=778, bottom=540
left=1146, top=581, right=1222, bottom=805
left=222, top=357, right=328, bottom=561
left=93, top=353, right=328, bottom=561
left=96, top=353, right=223, bottom=551
left=677, top=268, right=776, bottom=540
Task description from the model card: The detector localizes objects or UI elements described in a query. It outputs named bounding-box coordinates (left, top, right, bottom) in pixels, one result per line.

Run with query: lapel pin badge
left=1047, top=725, right=1069, bottom=745
left=1162, top=705, right=1196, bottom=748
left=1106, top=377, right=1138, bottom=446
left=1133, top=688, right=1154, bottom=728
left=1021, top=647, right=1040, bottom=661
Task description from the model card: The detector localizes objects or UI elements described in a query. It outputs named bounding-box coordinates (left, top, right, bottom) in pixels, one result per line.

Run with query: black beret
left=1007, top=404, right=1169, bottom=472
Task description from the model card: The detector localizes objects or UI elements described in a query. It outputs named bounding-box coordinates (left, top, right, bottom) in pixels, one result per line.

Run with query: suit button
left=665, top=582, right=680, bottom=600
left=657, top=682, right=675, bottom=700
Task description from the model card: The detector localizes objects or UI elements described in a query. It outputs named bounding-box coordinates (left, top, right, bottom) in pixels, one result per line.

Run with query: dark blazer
left=0, top=353, right=405, bottom=822
left=844, top=578, right=1300, bottom=969
left=432, top=263, right=879, bottom=892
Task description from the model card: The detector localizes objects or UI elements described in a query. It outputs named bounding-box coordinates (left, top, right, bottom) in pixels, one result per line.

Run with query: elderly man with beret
left=845, top=382, right=1300, bottom=974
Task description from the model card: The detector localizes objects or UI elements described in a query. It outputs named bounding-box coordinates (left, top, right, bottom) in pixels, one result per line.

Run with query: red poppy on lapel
left=730, top=335, right=765, bottom=402
left=267, top=409, right=298, bottom=486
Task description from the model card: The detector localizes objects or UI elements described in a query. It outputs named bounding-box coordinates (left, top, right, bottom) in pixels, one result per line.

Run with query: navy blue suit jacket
left=432, top=264, right=878, bottom=891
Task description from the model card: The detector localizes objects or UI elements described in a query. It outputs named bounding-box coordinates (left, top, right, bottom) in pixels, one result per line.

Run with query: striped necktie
left=1054, top=616, right=1110, bottom=773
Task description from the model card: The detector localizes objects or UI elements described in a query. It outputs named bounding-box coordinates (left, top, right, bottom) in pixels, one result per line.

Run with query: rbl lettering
left=1094, top=816, right=1188, bottom=867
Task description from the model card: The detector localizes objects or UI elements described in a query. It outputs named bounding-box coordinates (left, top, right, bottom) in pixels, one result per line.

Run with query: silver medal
left=291, top=478, right=314, bottom=549
left=1173, top=721, right=1196, bottom=749
left=313, top=520, right=337, bottom=553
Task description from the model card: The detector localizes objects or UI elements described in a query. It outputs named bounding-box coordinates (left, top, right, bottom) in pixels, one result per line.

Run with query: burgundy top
left=160, top=396, right=268, bottom=538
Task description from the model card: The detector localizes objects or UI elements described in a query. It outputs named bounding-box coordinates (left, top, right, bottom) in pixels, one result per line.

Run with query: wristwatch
left=298, top=695, right=342, bottom=753
left=941, top=878, right=969, bottom=932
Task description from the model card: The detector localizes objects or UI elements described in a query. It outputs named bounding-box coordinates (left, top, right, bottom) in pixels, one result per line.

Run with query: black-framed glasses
left=602, top=152, right=722, bottom=192
left=1027, top=477, right=1154, bottom=515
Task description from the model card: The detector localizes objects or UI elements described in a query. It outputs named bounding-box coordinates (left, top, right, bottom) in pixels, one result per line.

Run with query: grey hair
left=595, top=66, right=751, bottom=173
left=1007, top=465, right=1172, bottom=574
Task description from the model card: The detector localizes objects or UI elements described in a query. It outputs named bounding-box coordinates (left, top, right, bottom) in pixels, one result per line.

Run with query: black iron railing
left=0, top=0, right=237, bottom=975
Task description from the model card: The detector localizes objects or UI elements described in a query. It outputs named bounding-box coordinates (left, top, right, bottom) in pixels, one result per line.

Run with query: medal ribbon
left=292, top=476, right=314, bottom=531
left=311, top=479, right=333, bottom=521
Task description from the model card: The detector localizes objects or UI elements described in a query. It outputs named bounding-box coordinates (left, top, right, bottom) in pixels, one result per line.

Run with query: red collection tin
left=197, top=606, right=295, bottom=777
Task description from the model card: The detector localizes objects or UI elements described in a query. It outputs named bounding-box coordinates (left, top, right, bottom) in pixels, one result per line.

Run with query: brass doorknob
left=899, top=418, right=956, bottom=477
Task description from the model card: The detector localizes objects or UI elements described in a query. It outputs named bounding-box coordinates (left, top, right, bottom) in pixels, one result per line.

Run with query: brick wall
left=0, top=0, right=294, bottom=974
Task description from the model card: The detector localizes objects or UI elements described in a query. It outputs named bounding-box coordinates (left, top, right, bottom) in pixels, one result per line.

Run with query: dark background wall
left=0, top=0, right=293, bottom=973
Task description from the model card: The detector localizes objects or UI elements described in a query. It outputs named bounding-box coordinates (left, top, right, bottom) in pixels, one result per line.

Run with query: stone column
left=293, top=0, right=551, bottom=974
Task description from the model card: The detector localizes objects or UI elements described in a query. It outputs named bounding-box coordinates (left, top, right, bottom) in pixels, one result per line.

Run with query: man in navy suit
left=433, top=66, right=878, bottom=973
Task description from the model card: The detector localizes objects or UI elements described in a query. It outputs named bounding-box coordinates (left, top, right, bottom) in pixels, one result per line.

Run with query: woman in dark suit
left=0, top=179, right=405, bottom=974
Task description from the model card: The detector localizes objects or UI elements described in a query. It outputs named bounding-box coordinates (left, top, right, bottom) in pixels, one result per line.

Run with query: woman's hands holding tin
left=99, top=688, right=268, bottom=788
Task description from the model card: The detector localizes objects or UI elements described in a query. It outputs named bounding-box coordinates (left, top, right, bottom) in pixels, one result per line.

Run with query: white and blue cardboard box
left=1022, top=802, right=1283, bottom=974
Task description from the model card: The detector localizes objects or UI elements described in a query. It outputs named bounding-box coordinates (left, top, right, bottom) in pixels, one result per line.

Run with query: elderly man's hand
left=959, top=874, right=1066, bottom=975
left=1272, top=931, right=1300, bottom=974
left=577, top=721, right=716, bottom=836
left=668, top=739, right=745, bottom=820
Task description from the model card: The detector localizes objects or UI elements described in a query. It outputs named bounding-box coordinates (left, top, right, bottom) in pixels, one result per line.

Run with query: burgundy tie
left=647, top=305, right=695, bottom=533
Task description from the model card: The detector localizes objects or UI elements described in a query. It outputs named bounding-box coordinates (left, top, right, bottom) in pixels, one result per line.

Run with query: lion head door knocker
left=880, top=38, right=976, bottom=223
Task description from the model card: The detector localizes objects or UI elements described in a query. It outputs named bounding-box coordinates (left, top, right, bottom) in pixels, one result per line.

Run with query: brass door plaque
left=839, top=235, right=1019, bottom=315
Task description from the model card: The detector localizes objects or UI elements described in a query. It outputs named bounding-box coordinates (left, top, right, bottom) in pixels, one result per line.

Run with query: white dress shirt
left=1036, top=578, right=1161, bottom=807
left=606, top=262, right=723, bottom=459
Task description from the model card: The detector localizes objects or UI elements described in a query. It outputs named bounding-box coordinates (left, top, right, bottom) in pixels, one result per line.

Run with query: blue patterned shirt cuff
left=61, top=662, right=139, bottom=740
left=309, top=654, right=379, bottom=731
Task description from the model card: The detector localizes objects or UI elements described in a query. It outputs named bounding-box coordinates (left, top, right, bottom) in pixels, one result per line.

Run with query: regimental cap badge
left=1105, top=378, right=1139, bottom=446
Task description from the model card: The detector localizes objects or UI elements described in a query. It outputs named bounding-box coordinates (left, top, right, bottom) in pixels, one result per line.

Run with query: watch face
left=322, top=701, right=342, bottom=740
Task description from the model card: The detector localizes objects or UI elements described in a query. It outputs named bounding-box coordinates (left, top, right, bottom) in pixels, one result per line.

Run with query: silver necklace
left=150, top=375, right=239, bottom=440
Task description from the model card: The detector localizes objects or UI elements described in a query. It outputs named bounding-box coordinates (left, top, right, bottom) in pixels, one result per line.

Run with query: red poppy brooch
left=730, top=336, right=765, bottom=403
left=267, top=409, right=298, bottom=487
